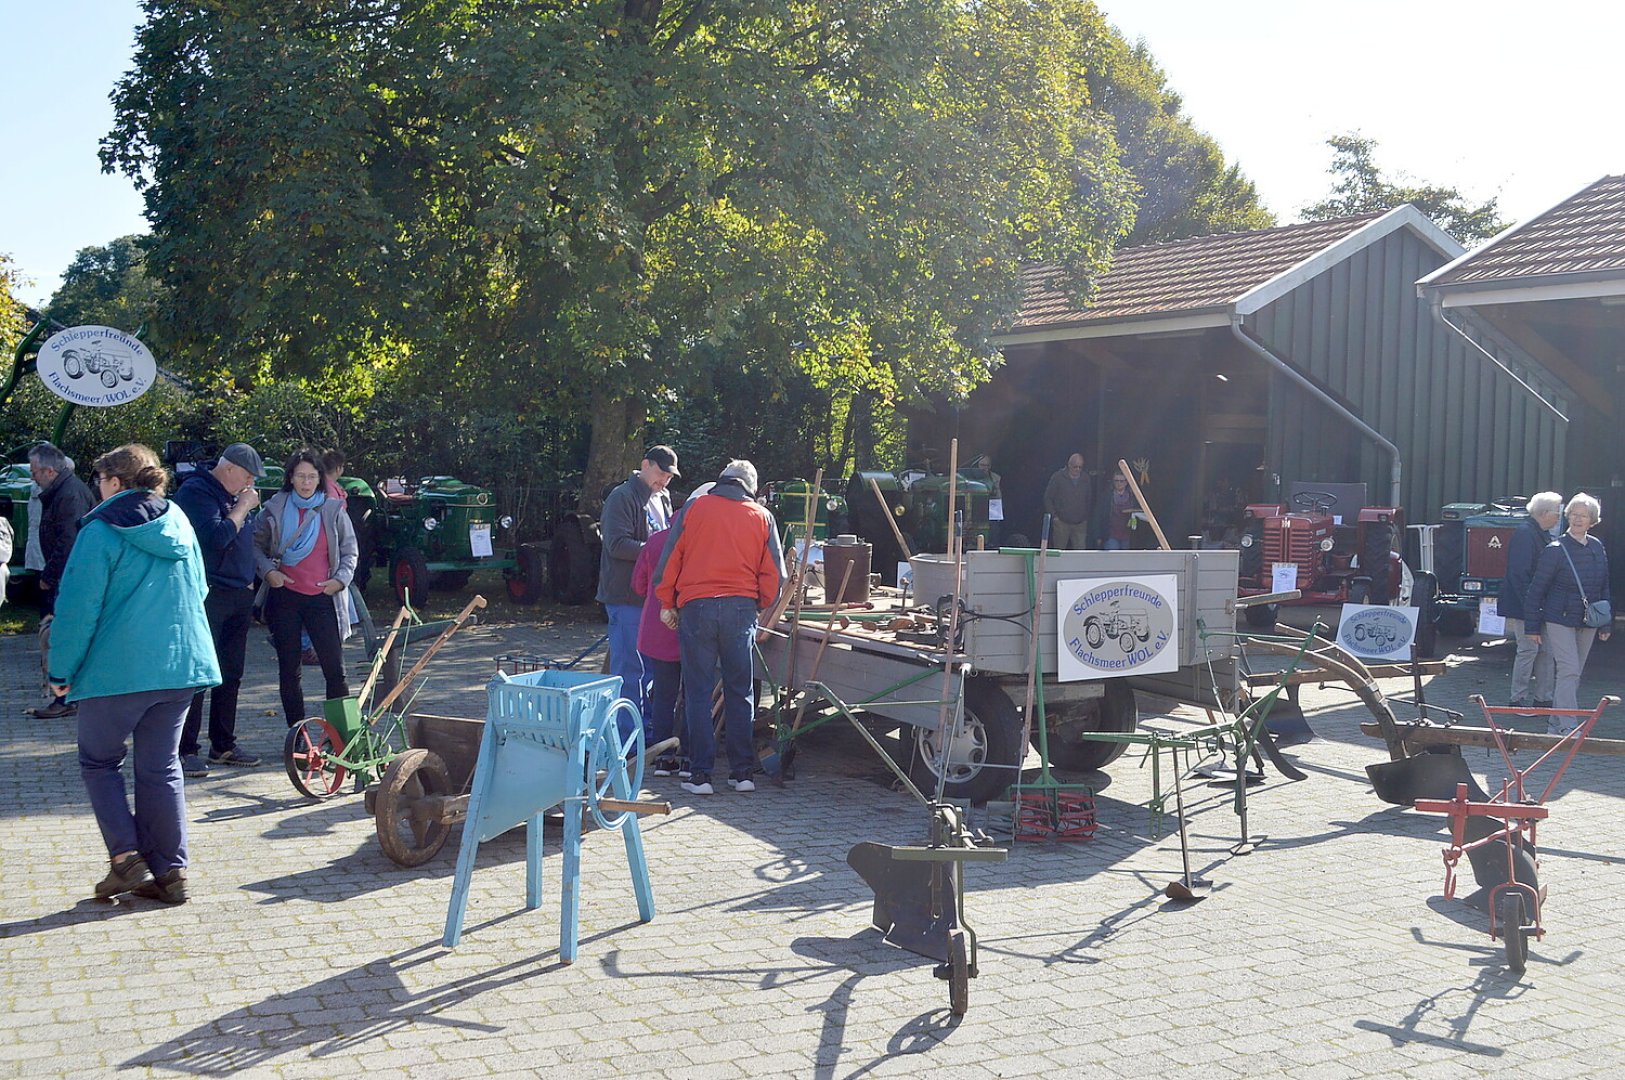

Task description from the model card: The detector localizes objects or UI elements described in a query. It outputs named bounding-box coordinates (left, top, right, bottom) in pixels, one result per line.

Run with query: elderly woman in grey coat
left=253, top=449, right=358, bottom=727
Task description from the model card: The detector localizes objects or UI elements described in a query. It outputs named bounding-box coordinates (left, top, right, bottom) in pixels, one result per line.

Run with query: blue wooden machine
left=441, top=670, right=668, bottom=963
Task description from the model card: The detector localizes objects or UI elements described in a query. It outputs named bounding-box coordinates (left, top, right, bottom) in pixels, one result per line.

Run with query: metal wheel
left=284, top=718, right=348, bottom=799
left=1500, top=891, right=1528, bottom=972
left=587, top=700, right=645, bottom=830
left=947, top=930, right=970, bottom=1017
left=909, top=678, right=1022, bottom=804
left=375, top=748, right=454, bottom=866
left=391, top=547, right=430, bottom=607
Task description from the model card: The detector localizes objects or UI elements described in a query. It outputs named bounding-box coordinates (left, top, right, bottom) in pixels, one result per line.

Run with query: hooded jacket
left=653, top=482, right=786, bottom=611
left=48, top=489, right=221, bottom=702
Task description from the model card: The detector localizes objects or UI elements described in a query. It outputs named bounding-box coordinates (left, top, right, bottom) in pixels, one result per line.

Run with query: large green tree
left=45, top=235, right=168, bottom=338
left=106, top=0, right=1149, bottom=508
left=1301, top=133, right=1507, bottom=244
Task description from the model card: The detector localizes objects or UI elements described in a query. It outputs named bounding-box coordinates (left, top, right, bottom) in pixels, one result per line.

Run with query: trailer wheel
left=1500, top=892, right=1528, bottom=972
left=1036, top=680, right=1138, bottom=772
left=909, top=678, right=1021, bottom=804
left=1411, top=572, right=1439, bottom=658
left=349, top=504, right=375, bottom=590
left=1244, top=603, right=1278, bottom=629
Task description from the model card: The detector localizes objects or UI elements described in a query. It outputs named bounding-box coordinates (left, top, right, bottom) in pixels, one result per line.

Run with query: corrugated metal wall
left=1248, top=228, right=1569, bottom=523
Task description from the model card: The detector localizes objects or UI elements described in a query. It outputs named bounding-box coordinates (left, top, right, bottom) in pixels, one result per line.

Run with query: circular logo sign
left=1060, top=579, right=1176, bottom=673
left=35, top=325, right=156, bottom=408
left=1337, top=606, right=1414, bottom=658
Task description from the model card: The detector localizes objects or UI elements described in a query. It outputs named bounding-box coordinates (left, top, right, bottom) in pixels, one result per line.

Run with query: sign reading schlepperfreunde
left=35, top=325, right=156, bottom=408
left=1057, top=575, right=1181, bottom=680
left=1335, top=603, right=1419, bottom=662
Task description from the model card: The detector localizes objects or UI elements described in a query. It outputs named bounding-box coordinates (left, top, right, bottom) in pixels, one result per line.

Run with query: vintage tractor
left=368, top=476, right=545, bottom=608
left=1408, top=500, right=1528, bottom=638
left=1237, top=484, right=1404, bottom=628
left=843, top=468, right=994, bottom=584
left=764, top=478, right=850, bottom=548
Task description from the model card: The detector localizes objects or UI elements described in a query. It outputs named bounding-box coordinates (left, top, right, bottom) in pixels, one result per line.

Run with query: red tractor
left=1237, top=486, right=1404, bottom=628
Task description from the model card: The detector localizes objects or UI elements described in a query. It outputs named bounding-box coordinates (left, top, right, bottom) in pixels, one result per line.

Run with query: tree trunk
left=578, top=386, right=646, bottom=518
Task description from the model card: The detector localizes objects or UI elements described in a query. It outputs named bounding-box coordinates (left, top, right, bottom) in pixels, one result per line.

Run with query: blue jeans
left=604, top=604, right=647, bottom=720
left=78, top=688, right=193, bottom=875
left=642, top=655, right=682, bottom=745
left=678, top=597, right=758, bottom=782
left=1103, top=537, right=1126, bottom=551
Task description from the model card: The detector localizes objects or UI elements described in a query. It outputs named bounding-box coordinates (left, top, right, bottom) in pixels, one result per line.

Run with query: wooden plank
left=1358, top=721, right=1625, bottom=757
left=1245, top=660, right=1446, bottom=688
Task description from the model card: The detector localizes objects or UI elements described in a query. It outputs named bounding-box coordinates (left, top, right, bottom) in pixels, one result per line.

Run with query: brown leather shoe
left=95, top=854, right=153, bottom=899
left=132, top=867, right=188, bottom=905
left=29, top=700, right=77, bottom=719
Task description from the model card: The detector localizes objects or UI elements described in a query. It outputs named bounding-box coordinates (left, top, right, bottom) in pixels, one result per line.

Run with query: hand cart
left=1412, top=694, right=1618, bottom=972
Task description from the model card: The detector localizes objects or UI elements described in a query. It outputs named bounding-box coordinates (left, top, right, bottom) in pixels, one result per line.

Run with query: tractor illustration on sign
left=61, top=342, right=136, bottom=389
left=1083, top=600, right=1151, bottom=653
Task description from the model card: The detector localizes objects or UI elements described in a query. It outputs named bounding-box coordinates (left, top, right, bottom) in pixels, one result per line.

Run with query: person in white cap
left=653, top=460, right=785, bottom=795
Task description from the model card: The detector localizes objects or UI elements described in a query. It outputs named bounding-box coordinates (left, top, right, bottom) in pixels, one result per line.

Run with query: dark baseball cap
left=221, top=443, right=266, bottom=478
left=645, top=445, right=680, bottom=478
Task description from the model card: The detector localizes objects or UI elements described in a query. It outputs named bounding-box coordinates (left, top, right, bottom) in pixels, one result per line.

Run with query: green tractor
left=366, top=475, right=545, bottom=608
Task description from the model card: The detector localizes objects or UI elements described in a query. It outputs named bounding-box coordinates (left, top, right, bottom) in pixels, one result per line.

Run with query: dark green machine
left=368, top=475, right=544, bottom=608
left=766, top=478, right=849, bottom=547
left=907, top=474, right=992, bottom=554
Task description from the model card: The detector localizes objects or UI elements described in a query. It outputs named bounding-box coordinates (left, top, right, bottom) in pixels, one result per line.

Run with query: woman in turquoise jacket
left=48, top=444, right=220, bottom=905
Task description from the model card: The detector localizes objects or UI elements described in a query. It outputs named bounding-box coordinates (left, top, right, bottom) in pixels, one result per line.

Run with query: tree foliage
left=1087, top=38, right=1273, bottom=244
left=0, top=253, right=29, bottom=356
left=44, top=235, right=168, bottom=340
left=1301, top=133, right=1507, bottom=244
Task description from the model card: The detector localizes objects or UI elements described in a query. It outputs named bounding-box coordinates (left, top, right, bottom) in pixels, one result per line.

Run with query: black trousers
left=265, top=587, right=350, bottom=728
left=181, top=584, right=256, bottom=757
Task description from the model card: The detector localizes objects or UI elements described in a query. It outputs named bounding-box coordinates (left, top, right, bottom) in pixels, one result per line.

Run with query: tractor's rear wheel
left=349, top=505, right=375, bottom=590
left=1411, top=572, right=1439, bottom=658
left=1244, top=603, right=1279, bottom=629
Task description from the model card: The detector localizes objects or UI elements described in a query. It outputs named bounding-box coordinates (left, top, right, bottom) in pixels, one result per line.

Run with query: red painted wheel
left=284, top=718, right=348, bottom=800
left=391, top=547, right=430, bottom=608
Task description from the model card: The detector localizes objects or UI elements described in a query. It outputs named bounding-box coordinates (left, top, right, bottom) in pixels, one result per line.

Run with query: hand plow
left=1411, top=694, right=1618, bottom=972
left=808, top=675, right=1007, bottom=1017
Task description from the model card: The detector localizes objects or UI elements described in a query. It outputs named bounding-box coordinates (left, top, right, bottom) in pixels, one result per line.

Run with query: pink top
left=281, top=509, right=332, bottom=595
left=632, top=527, right=679, bottom=662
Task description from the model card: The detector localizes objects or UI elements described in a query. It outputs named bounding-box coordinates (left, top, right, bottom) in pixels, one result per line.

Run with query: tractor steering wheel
left=1291, top=490, right=1339, bottom=513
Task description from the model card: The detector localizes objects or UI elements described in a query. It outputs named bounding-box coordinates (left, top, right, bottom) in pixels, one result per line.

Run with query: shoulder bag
left=1559, top=541, right=1612, bottom=628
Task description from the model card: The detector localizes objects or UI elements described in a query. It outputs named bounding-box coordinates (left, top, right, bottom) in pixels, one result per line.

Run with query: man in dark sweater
left=596, top=445, right=678, bottom=719
left=1043, top=453, right=1094, bottom=549
left=171, top=444, right=266, bottom=776
left=28, top=444, right=95, bottom=719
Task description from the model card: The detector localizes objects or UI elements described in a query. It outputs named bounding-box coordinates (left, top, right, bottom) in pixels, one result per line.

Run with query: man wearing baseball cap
left=596, top=445, right=679, bottom=720
left=171, top=443, right=266, bottom=776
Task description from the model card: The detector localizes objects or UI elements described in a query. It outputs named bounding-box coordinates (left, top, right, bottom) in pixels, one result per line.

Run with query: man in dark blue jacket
left=171, top=444, right=266, bottom=776
left=1501, top=492, right=1562, bottom=709
left=27, top=444, right=95, bottom=719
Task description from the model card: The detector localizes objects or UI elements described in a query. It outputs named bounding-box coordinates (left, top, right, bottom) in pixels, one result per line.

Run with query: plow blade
left=846, top=841, right=958, bottom=963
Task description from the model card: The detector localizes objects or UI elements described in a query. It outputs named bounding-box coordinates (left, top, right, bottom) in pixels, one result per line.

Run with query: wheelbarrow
left=1412, top=694, right=1618, bottom=972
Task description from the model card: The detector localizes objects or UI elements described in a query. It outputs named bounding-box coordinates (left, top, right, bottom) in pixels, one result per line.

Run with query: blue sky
left=2, top=1, right=1619, bottom=307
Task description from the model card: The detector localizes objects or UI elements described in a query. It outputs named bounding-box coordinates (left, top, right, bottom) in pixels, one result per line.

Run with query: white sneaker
left=728, top=778, right=756, bottom=793
left=681, top=780, right=714, bottom=795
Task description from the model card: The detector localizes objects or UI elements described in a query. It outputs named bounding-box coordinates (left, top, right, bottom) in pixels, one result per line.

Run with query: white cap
left=686, top=481, right=716, bottom=505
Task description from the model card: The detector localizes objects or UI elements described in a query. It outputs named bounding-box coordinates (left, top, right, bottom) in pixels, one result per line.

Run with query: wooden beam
left=1359, top=720, right=1625, bottom=757
left=1480, top=307, right=1616, bottom=418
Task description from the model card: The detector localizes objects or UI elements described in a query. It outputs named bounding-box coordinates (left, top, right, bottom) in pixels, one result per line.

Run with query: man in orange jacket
left=654, top=460, right=786, bottom=795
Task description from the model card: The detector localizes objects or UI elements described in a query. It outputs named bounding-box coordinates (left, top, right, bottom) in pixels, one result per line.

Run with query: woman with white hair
left=1524, top=492, right=1612, bottom=732
left=1500, top=491, right=1563, bottom=710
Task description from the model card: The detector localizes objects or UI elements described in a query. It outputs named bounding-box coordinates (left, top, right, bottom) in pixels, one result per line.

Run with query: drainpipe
left=1229, top=317, right=1402, bottom=508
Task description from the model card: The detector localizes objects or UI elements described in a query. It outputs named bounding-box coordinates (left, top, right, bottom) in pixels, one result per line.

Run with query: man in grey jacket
left=1043, top=453, right=1094, bottom=549
left=596, top=446, right=679, bottom=717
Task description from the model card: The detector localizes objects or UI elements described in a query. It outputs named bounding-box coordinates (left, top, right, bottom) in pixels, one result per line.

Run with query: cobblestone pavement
left=3, top=605, right=1625, bottom=1078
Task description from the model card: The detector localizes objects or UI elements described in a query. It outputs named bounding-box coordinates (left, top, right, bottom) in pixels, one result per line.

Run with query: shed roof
left=1009, top=205, right=1459, bottom=340
left=1422, top=174, right=1625, bottom=291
